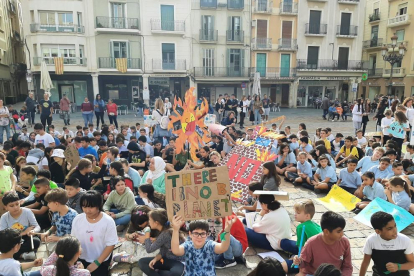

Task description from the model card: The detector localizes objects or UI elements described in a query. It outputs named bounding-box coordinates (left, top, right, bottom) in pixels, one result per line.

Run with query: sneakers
left=314, top=188, right=321, bottom=194
left=235, top=255, right=246, bottom=265
left=22, top=251, right=36, bottom=260
left=215, top=257, right=237, bottom=269
left=116, top=224, right=126, bottom=232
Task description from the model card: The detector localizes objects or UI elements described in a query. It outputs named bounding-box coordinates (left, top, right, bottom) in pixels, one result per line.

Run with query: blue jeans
left=0, top=124, right=10, bottom=143
left=110, top=208, right=131, bottom=226
left=82, top=113, right=94, bottom=127
left=254, top=109, right=261, bottom=125
left=28, top=111, right=35, bottom=124
left=280, top=239, right=298, bottom=254
left=323, top=109, right=329, bottom=119
left=24, top=271, right=41, bottom=276
left=222, top=235, right=243, bottom=260
left=136, top=107, right=143, bottom=117
left=245, top=227, right=273, bottom=251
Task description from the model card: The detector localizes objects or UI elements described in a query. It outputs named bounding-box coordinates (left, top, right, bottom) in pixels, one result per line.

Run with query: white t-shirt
left=327, top=134, right=335, bottom=142
left=35, top=133, right=55, bottom=147
left=381, top=117, right=395, bottom=135
left=71, top=213, right=118, bottom=262
left=26, top=155, right=48, bottom=171
left=0, top=258, right=21, bottom=275
left=357, top=137, right=367, bottom=147
left=332, top=140, right=342, bottom=152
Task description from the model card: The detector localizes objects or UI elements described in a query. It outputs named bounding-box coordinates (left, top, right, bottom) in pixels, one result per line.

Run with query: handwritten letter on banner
left=165, top=166, right=232, bottom=221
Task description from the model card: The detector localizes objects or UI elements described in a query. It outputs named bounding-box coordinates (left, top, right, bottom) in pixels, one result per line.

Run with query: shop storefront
left=147, top=75, right=189, bottom=103
left=99, top=75, right=143, bottom=106
left=197, top=83, right=245, bottom=105
left=359, top=76, right=414, bottom=101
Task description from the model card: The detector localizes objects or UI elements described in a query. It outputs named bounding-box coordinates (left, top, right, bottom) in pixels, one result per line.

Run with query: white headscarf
left=146, top=156, right=166, bottom=180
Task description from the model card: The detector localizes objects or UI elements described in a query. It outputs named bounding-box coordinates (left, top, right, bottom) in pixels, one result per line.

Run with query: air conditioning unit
left=218, top=2, right=227, bottom=7
left=252, top=20, right=256, bottom=27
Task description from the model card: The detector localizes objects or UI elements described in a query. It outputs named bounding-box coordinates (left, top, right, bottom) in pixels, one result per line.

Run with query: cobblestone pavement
left=20, top=103, right=398, bottom=276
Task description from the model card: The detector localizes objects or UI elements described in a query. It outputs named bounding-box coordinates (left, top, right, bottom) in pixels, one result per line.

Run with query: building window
left=39, top=11, right=56, bottom=25
left=79, top=45, right=84, bottom=65
left=398, top=3, right=407, bottom=15
left=162, top=43, right=175, bottom=70
left=307, top=46, right=319, bottom=69
left=161, top=5, right=174, bottom=31
left=57, top=13, right=73, bottom=25
left=202, top=49, right=214, bottom=76
left=41, top=44, right=76, bottom=64
left=396, top=30, right=405, bottom=41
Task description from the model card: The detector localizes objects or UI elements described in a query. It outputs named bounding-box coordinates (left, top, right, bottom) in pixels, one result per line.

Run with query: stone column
left=91, top=73, right=99, bottom=97
left=143, top=74, right=149, bottom=106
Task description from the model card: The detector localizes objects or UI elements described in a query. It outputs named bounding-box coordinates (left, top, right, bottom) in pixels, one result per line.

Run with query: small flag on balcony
left=116, top=58, right=127, bottom=73
left=54, top=57, right=64, bottom=75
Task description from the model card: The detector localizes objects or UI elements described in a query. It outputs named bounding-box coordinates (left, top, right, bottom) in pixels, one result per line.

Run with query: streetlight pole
left=381, top=33, right=406, bottom=97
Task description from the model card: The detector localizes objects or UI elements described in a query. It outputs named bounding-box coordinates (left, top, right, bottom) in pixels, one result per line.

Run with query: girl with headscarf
left=140, top=157, right=166, bottom=194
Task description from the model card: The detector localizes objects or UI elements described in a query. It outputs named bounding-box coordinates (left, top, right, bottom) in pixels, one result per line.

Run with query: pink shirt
left=300, top=233, right=353, bottom=276
left=59, top=98, right=71, bottom=111
left=41, top=252, right=91, bottom=276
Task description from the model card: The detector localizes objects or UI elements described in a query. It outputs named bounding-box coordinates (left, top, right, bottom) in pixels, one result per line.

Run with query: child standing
left=171, top=216, right=236, bottom=276
left=294, top=211, right=352, bottom=276
left=308, top=155, right=338, bottom=194
left=390, top=111, right=410, bottom=157
left=260, top=162, right=280, bottom=191
left=354, top=172, right=386, bottom=211
left=336, top=158, right=362, bottom=194
left=385, top=176, right=411, bottom=211
left=381, top=109, right=394, bottom=145
left=359, top=211, right=414, bottom=276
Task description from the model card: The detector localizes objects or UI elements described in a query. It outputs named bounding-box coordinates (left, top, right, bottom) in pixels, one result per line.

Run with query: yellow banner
left=116, top=58, right=128, bottom=73
left=54, top=57, right=64, bottom=75
left=316, top=185, right=361, bottom=212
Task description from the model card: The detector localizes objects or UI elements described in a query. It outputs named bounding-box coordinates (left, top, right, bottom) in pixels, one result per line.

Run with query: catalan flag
left=116, top=58, right=128, bottom=73
left=54, top=57, right=64, bottom=75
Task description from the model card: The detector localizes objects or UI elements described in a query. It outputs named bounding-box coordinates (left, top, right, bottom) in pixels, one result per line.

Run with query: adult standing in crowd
left=373, top=96, right=388, bottom=132
left=239, top=96, right=249, bottom=129
left=106, top=99, right=118, bottom=129
left=25, top=92, right=36, bottom=126
left=249, top=95, right=255, bottom=125
left=361, top=98, right=371, bottom=136
left=230, top=94, right=238, bottom=121
left=81, top=97, right=94, bottom=128
left=321, top=96, right=330, bottom=120
left=0, top=100, right=10, bottom=145
left=59, top=93, right=71, bottom=126
left=262, top=94, right=271, bottom=123
left=164, top=98, right=172, bottom=116
left=39, top=93, right=53, bottom=129
left=253, top=95, right=263, bottom=125
left=94, top=94, right=105, bottom=129
left=403, top=97, right=414, bottom=141
left=215, top=95, right=225, bottom=125
left=352, top=98, right=364, bottom=134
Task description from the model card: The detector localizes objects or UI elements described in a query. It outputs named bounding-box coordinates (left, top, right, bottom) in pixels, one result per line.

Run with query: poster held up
left=64, top=144, right=80, bottom=170
left=165, top=166, right=232, bottom=221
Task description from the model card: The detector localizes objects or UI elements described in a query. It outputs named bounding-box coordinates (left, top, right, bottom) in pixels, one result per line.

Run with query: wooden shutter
left=282, top=21, right=292, bottom=39
left=256, top=20, right=267, bottom=38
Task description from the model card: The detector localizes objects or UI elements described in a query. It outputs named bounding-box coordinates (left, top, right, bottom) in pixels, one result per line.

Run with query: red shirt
left=219, top=213, right=248, bottom=253
left=106, top=103, right=118, bottom=114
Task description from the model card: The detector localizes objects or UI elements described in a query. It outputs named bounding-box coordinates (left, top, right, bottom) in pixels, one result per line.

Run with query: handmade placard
left=144, top=115, right=158, bottom=128
left=64, top=144, right=80, bottom=169
left=316, top=185, right=361, bottom=212
left=388, top=121, right=405, bottom=137
left=165, top=166, right=232, bottom=221
left=204, top=114, right=216, bottom=126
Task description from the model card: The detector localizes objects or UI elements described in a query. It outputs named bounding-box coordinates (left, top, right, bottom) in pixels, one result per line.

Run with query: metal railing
left=30, top=23, right=85, bottom=33
left=253, top=0, right=272, bottom=13
left=96, top=16, right=140, bottom=30
left=150, top=19, right=185, bottom=32
left=152, top=59, right=186, bottom=70
left=367, top=68, right=383, bottom=77
left=336, top=25, right=358, bottom=36
left=228, top=0, right=244, bottom=9
left=98, top=57, right=141, bottom=69
left=305, top=23, right=327, bottom=35
left=252, top=37, right=272, bottom=49
left=338, top=0, right=359, bottom=3
left=251, top=67, right=296, bottom=78
left=388, top=14, right=411, bottom=26
left=200, top=0, right=217, bottom=8
left=200, top=29, right=218, bottom=42
left=363, top=38, right=383, bottom=48
left=277, top=38, right=297, bottom=50
left=34, top=57, right=87, bottom=66
left=384, top=68, right=406, bottom=76
left=279, top=2, right=298, bottom=14
left=226, top=30, right=244, bottom=42
left=297, top=59, right=367, bottom=70
left=193, top=67, right=250, bottom=77
left=369, top=12, right=380, bottom=22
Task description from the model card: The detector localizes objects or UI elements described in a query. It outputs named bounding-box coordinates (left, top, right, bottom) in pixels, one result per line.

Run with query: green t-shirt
left=31, top=180, right=58, bottom=193
left=296, top=220, right=322, bottom=247
left=0, top=166, right=13, bottom=195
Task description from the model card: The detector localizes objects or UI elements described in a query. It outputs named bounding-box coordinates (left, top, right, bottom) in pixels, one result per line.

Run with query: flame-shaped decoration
left=256, top=148, right=278, bottom=162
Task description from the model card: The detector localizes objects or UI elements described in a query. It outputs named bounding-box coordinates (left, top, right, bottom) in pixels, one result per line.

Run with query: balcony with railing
left=150, top=19, right=185, bottom=33
left=228, top=0, right=244, bottom=9
left=369, top=12, right=380, bottom=23
left=367, top=68, right=383, bottom=77
left=95, top=16, right=140, bottom=32
left=279, top=2, right=297, bottom=15
left=338, top=0, right=359, bottom=4
left=98, top=57, right=141, bottom=69
left=388, top=14, right=411, bottom=27
left=200, top=29, right=218, bottom=42
left=336, top=25, right=358, bottom=37
left=30, top=23, right=85, bottom=34
left=363, top=38, right=383, bottom=49
left=34, top=57, right=87, bottom=66
left=253, top=0, right=272, bottom=13
left=277, top=38, right=297, bottom=51
left=305, top=23, right=327, bottom=36
left=193, top=67, right=250, bottom=78
left=200, top=0, right=217, bottom=9
left=297, top=59, right=367, bottom=70
left=152, top=59, right=186, bottom=71
left=383, top=68, right=406, bottom=78
left=226, top=30, right=244, bottom=43
left=251, top=67, right=296, bottom=78
left=252, top=38, right=272, bottom=50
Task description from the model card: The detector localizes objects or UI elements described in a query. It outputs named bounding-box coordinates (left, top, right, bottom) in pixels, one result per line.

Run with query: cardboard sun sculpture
left=168, top=87, right=210, bottom=161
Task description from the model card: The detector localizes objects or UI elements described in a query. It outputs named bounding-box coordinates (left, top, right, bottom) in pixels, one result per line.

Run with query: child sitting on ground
left=359, top=211, right=414, bottom=276
left=354, top=172, right=386, bottom=212
left=385, top=176, right=411, bottom=211
left=309, top=155, right=337, bottom=194
left=294, top=211, right=352, bottom=276
left=335, top=136, right=359, bottom=168
left=286, top=152, right=312, bottom=186
left=0, top=192, right=41, bottom=260
left=25, top=178, right=52, bottom=229
left=368, top=157, right=392, bottom=183
left=0, top=228, right=43, bottom=276
left=64, top=178, right=85, bottom=214
left=261, top=162, right=280, bottom=191
left=336, top=158, right=362, bottom=194
left=237, top=182, right=263, bottom=216
left=356, top=147, right=385, bottom=174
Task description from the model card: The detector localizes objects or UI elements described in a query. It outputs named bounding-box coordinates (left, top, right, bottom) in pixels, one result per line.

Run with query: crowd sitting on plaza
left=1, top=93, right=414, bottom=276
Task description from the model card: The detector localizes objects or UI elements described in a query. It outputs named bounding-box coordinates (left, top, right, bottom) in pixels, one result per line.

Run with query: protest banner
left=165, top=166, right=232, bottom=221
left=387, top=121, right=405, bottom=137
left=365, top=132, right=382, bottom=137
left=64, top=144, right=80, bottom=169
left=354, top=197, right=414, bottom=232
left=316, top=185, right=361, bottom=212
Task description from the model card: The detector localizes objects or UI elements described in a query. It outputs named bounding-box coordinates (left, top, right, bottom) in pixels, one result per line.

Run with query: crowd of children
left=0, top=96, right=414, bottom=276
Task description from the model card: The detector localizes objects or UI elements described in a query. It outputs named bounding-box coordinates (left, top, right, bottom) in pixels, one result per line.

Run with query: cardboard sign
left=64, top=144, right=80, bottom=169
left=365, top=132, right=382, bottom=137
left=388, top=121, right=405, bottom=137
left=165, top=166, right=232, bottom=221
left=144, top=115, right=158, bottom=128
left=204, top=114, right=216, bottom=126
left=354, top=197, right=414, bottom=232
left=316, top=185, right=361, bottom=212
